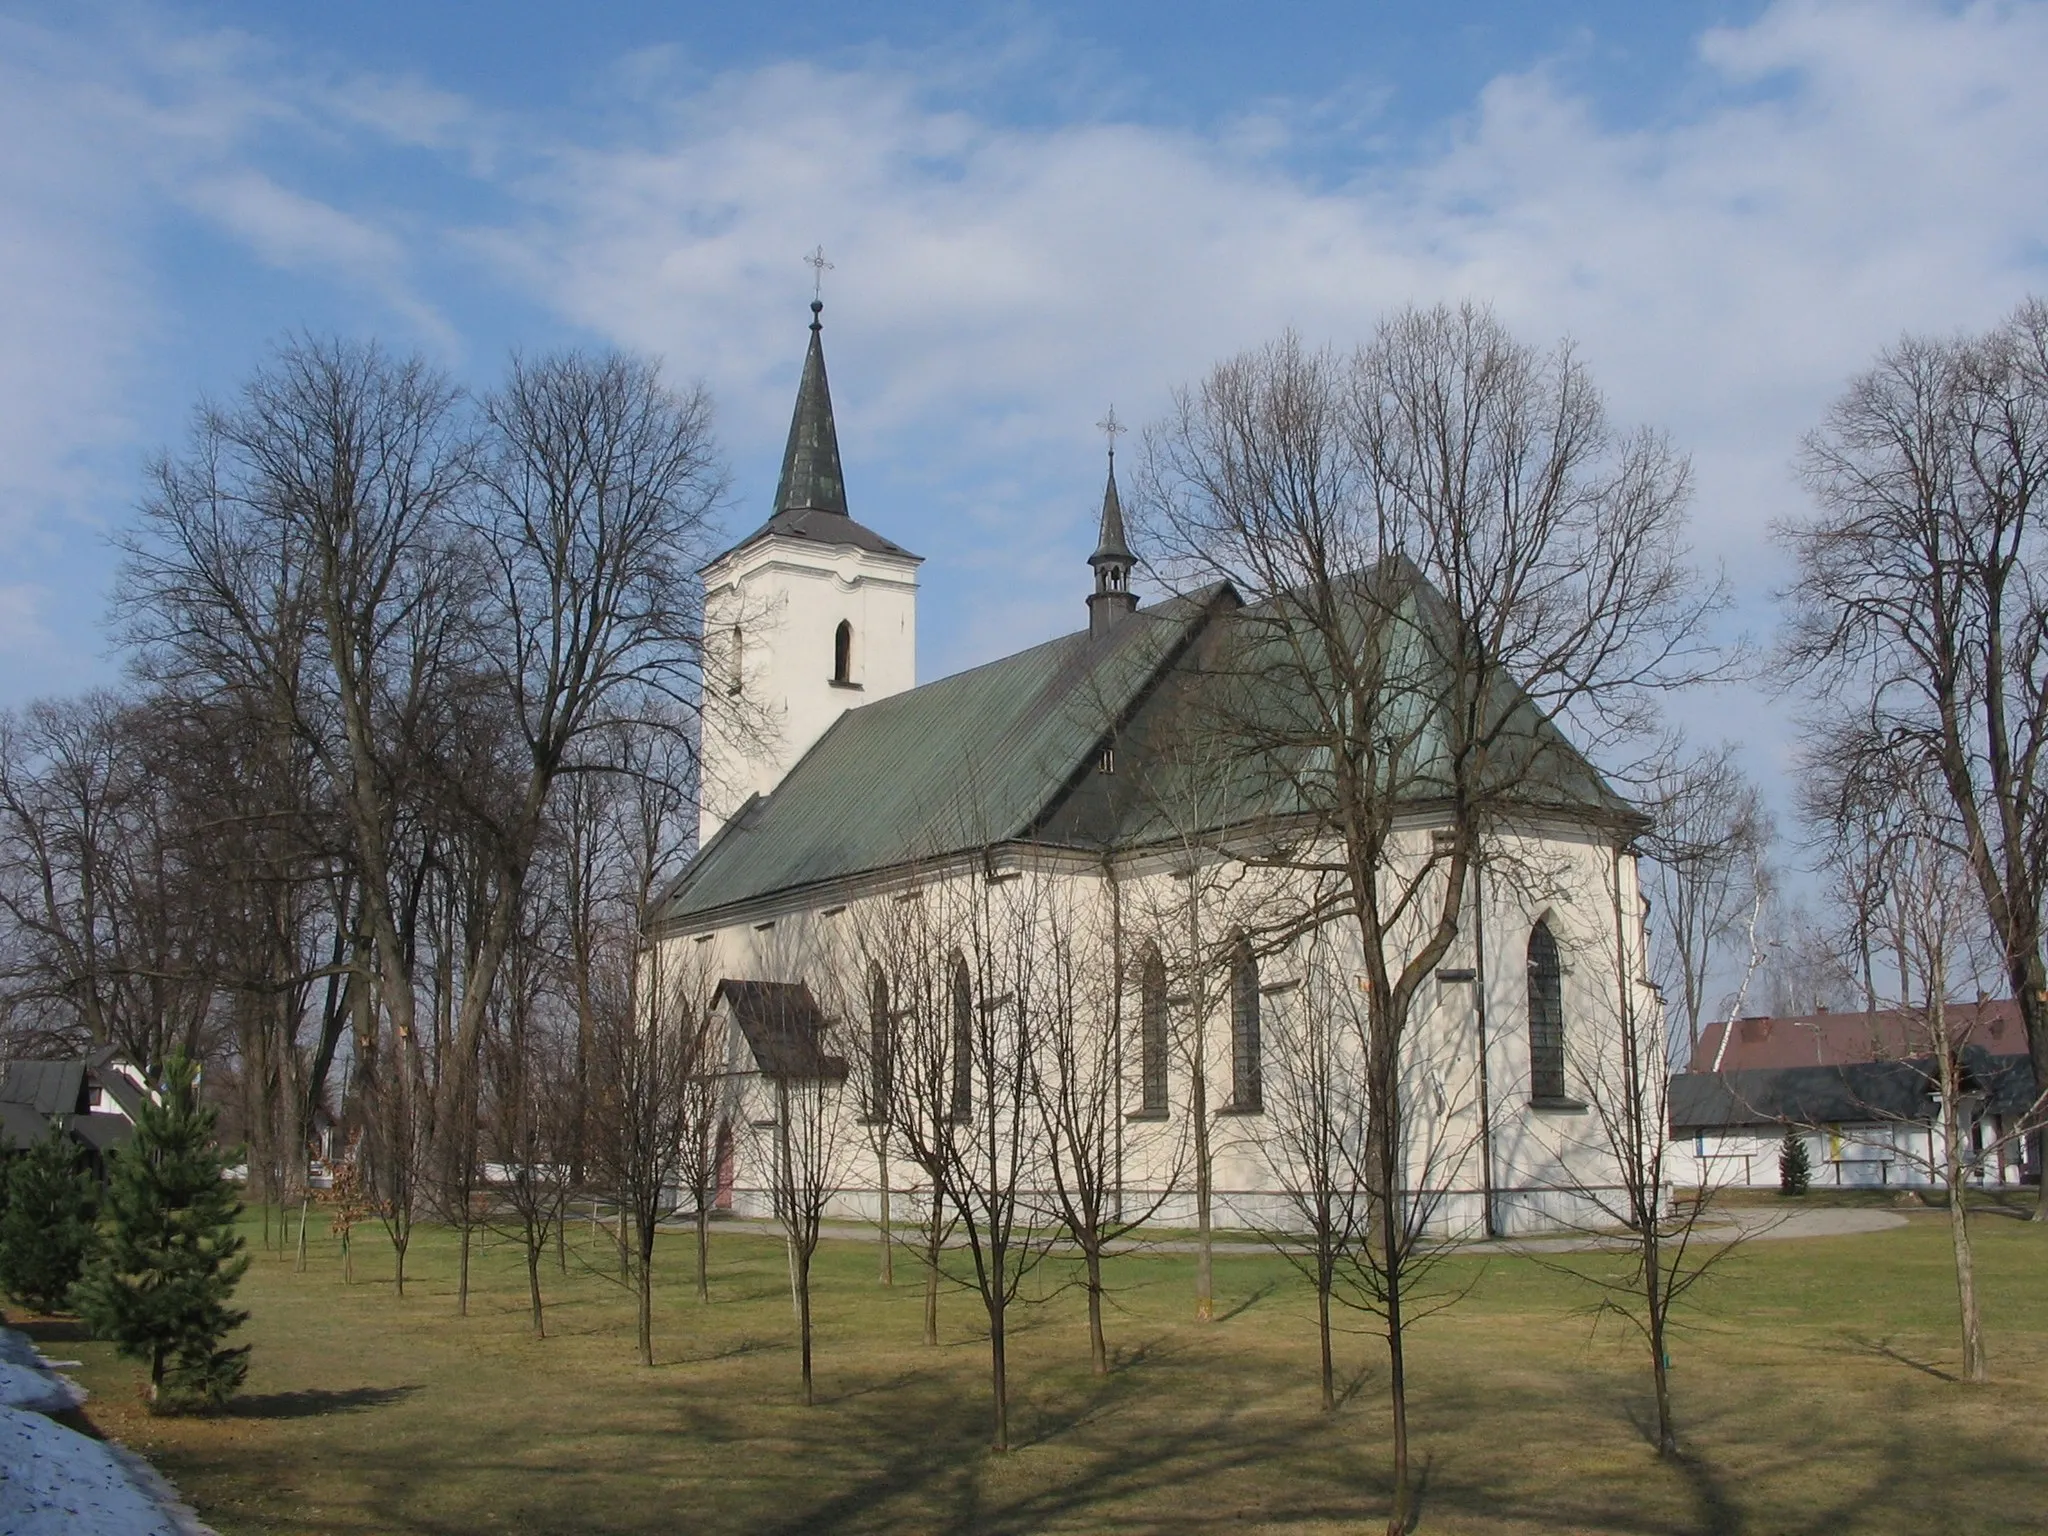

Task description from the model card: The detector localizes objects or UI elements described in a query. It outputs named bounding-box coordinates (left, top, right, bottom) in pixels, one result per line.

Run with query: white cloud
left=7, top=0, right=2048, bottom=786
left=452, top=0, right=2048, bottom=789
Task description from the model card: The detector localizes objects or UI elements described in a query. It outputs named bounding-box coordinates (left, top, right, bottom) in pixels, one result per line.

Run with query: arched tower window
left=728, top=623, right=744, bottom=696
left=833, top=620, right=853, bottom=685
left=1528, top=920, right=1567, bottom=1102
left=950, top=951, right=973, bottom=1122
left=1139, top=945, right=1168, bottom=1116
left=1230, top=935, right=1262, bottom=1113
left=868, top=962, right=891, bottom=1121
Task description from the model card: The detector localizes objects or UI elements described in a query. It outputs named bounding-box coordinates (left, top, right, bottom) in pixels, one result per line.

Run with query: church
left=650, top=301, right=1659, bottom=1240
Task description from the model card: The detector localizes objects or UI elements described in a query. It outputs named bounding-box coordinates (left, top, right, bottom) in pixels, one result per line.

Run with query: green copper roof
left=773, top=303, right=848, bottom=517
left=660, top=589, right=1225, bottom=926
left=661, top=561, right=1638, bottom=929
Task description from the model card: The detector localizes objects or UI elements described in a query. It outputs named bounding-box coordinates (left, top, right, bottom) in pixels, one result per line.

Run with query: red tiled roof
left=1689, top=999, right=2024, bottom=1073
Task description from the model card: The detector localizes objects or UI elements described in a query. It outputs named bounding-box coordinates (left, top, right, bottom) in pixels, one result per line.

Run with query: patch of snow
left=0, top=1331, right=86, bottom=1415
left=0, top=1404, right=180, bottom=1536
left=0, top=1358, right=84, bottom=1416
left=0, top=1329, right=215, bottom=1535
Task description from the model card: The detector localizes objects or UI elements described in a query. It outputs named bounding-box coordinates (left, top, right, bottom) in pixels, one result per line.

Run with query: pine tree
left=0, top=1126, right=98, bottom=1313
left=74, top=1054, right=250, bottom=1412
left=1779, top=1130, right=1812, bottom=1196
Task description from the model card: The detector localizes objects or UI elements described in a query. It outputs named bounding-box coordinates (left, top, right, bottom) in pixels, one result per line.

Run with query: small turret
left=1086, top=434, right=1138, bottom=636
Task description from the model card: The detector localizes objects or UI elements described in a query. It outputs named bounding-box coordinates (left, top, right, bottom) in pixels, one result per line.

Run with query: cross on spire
left=1096, top=405, right=1126, bottom=462
left=805, top=244, right=834, bottom=304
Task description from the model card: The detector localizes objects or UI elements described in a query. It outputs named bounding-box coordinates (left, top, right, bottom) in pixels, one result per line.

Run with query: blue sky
left=4, top=0, right=2046, bottom=814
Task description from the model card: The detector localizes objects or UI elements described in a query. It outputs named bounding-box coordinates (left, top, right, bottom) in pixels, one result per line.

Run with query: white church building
left=652, top=302, right=1659, bottom=1240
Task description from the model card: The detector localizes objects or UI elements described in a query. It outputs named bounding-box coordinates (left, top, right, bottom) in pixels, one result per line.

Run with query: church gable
left=660, top=586, right=1224, bottom=927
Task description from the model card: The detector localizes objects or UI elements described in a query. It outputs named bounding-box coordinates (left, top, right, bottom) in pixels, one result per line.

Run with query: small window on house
left=1098, top=746, right=1116, bottom=775
left=729, top=623, right=744, bottom=696
left=869, top=962, right=892, bottom=1121
left=1140, top=944, right=1168, bottom=1115
left=1528, top=919, right=1567, bottom=1102
left=1231, top=935, right=1262, bottom=1112
left=833, top=620, right=853, bottom=684
left=951, top=951, right=973, bottom=1121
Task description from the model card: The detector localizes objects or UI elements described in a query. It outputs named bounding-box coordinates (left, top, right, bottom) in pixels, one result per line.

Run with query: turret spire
left=1087, top=407, right=1139, bottom=636
left=773, top=299, right=849, bottom=517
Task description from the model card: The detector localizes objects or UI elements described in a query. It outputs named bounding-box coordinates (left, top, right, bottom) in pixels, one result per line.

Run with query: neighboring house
left=1669, top=1005, right=2037, bottom=1189
left=0, top=1048, right=149, bottom=1167
left=651, top=303, right=1665, bottom=1240
left=1689, top=999, right=2026, bottom=1074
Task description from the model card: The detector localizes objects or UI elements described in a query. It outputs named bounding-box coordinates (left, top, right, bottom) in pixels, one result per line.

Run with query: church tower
left=698, top=302, right=922, bottom=849
left=1086, top=439, right=1138, bottom=636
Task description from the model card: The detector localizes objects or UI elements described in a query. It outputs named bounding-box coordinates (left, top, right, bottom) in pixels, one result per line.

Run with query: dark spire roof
left=1089, top=457, right=1134, bottom=568
left=773, top=301, right=848, bottom=517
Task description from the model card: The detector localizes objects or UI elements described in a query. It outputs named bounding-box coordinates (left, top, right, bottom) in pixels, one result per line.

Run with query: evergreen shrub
left=0, top=1127, right=98, bottom=1312
left=74, top=1054, right=250, bottom=1412
left=1779, top=1130, right=1812, bottom=1196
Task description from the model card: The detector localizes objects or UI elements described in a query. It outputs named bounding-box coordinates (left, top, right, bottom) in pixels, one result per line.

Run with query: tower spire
left=1087, top=407, right=1138, bottom=635
left=773, top=294, right=849, bottom=518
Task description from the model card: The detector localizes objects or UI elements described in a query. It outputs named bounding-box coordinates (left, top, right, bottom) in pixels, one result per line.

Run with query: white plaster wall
left=658, top=815, right=1658, bottom=1240
left=698, top=534, right=919, bottom=847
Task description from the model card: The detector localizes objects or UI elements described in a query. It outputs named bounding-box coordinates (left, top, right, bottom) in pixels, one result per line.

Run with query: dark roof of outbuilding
left=0, top=1060, right=86, bottom=1117
left=71, top=1113, right=137, bottom=1153
left=1669, top=1049, right=2038, bottom=1132
left=0, top=1101, right=49, bottom=1151
left=717, top=979, right=847, bottom=1081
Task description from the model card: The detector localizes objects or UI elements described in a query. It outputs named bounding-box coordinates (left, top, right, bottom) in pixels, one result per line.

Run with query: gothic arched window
left=950, top=951, right=973, bottom=1121
left=833, top=620, right=853, bottom=684
left=1230, top=935, right=1262, bottom=1112
left=868, top=962, right=891, bottom=1121
left=1528, top=920, right=1567, bottom=1102
left=1139, top=944, right=1168, bottom=1116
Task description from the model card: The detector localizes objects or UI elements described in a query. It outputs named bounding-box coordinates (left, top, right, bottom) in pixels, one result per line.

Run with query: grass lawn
left=19, top=1202, right=2048, bottom=1534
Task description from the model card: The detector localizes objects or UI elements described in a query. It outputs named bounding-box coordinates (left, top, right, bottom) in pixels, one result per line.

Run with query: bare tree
left=1113, top=666, right=1267, bottom=1326
left=749, top=1012, right=851, bottom=1406
left=593, top=937, right=722, bottom=1364
left=1639, top=744, right=1774, bottom=1060
left=1254, top=934, right=1371, bottom=1411
left=1555, top=844, right=1749, bottom=1457
left=876, top=869, right=1053, bottom=1449
left=1031, top=889, right=1187, bottom=1375
left=0, top=694, right=224, bottom=1069
left=1142, top=308, right=1721, bottom=1531
left=1796, top=771, right=2025, bottom=1381
left=1885, top=809, right=1999, bottom=1382
left=851, top=879, right=958, bottom=1347
left=481, top=903, right=576, bottom=1339
left=1785, top=299, right=2048, bottom=1211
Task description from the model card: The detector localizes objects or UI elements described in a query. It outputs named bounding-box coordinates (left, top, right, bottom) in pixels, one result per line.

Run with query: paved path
left=678, top=1203, right=1907, bottom=1258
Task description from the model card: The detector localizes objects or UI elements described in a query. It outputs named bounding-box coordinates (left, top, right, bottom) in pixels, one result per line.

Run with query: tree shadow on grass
left=1335, top=1361, right=1374, bottom=1408
left=1215, top=1280, right=1276, bottom=1323
left=1830, top=1332, right=1957, bottom=1383
left=229, top=1385, right=423, bottom=1419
